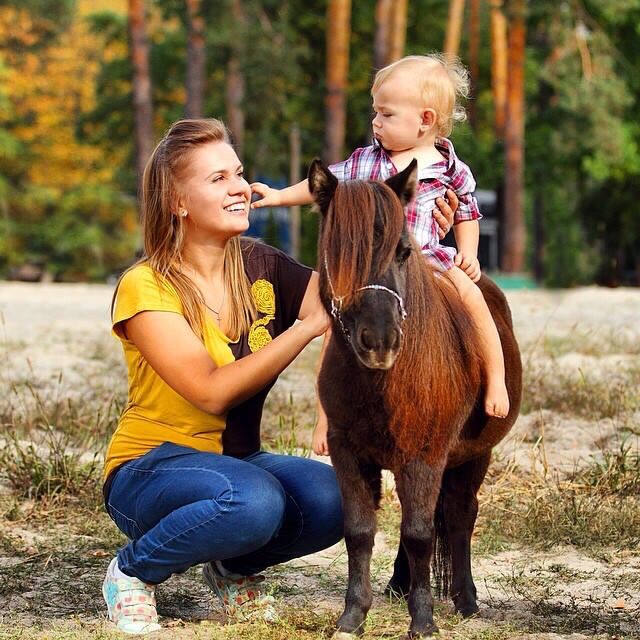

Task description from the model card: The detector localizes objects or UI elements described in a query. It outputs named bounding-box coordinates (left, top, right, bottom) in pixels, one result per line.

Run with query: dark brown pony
left=309, top=159, right=522, bottom=639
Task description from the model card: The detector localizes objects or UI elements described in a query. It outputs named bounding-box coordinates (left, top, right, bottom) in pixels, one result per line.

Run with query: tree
left=444, top=0, right=466, bottom=59
left=374, top=0, right=392, bottom=70
left=324, top=0, right=352, bottom=164
left=128, top=0, right=154, bottom=203
left=388, top=0, right=408, bottom=63
left=185, top=0, right=205, bottom=118
left=468, top=0, right=481, bottom=127
left=502, top=0, right=526, bottom=272
left=490, top=0, right=508, bottom=137
left=225, top=0, right=246, bottom=157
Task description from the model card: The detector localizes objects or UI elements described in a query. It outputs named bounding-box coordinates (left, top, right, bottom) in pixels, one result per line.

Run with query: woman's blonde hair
left=113, top=118, right=256, bottom=342
left=372, top=54, right=470, bottom=137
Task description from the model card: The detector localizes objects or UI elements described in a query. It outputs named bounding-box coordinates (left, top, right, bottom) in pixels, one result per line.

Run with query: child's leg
left=445, top=267, right=510, bottom=417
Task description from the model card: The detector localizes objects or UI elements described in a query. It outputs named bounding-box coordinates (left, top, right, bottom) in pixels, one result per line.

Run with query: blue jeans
left=106, top=442, right=344, bottom=585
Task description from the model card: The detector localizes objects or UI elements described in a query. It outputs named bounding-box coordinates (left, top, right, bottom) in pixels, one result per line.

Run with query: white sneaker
left=102, top=557, right=162, bottom=635
left=202, top=561, right=278, bottom=622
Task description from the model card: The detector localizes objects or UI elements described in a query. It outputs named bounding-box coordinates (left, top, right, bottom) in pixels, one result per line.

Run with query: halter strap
left=323, top=253, right=407, bottom=340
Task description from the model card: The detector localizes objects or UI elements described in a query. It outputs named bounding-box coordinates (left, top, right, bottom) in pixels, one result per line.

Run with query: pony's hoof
left=332, top=633, right=359, bottom=640
left=455, top=602, right=479, bottom=618
left=405, top=623, right=439, bottom=638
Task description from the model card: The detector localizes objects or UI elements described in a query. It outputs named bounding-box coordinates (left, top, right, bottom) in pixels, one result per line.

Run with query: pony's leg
left=395, top=458, right=443, bottom=638
left=332, top=453, right=381, bottom=638
left=438, top=452, right=491, bottom=617
left=386, top=542, right=410, bottom=599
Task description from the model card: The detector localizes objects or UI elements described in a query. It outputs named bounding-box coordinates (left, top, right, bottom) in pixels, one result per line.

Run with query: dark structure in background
left=437, top=189, right=500, bottom=273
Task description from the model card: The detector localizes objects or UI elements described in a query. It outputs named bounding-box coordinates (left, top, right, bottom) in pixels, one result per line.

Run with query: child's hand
left=311, top=415, right=329, bottom=456
left=250, top=182, right=283, bottom=209
left=455, top=251, right=481, bottom=282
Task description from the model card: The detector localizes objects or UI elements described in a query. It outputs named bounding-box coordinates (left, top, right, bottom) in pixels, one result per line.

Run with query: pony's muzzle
left=355, top=325, right=401, bottom=370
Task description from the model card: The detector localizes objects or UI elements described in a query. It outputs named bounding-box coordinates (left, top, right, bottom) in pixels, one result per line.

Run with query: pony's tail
left=431, top=490, right=452, bottom=598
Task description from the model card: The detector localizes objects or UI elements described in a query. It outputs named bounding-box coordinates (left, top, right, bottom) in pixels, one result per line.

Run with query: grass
left=262, top=389, right=317, bottom=452
left=263, top=394, right=312, bottom=457
left=0, top=426, right=101, bottom=503
left=0, top=370, right=117, bottom=504
left=521, top=360, right=640, bottom=417
left=535, top=329, right=640, bottom=358
left=476, top=440, right=640, bottom=552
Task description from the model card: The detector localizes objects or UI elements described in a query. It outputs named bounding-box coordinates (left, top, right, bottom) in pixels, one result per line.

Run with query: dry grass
left=521, top=360, right=640, bottom=418
left=476, top=441, right=640, bottom=553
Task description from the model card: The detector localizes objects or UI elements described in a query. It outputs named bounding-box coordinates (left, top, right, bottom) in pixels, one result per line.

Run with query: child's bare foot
left=485, top=381, right=510, bottom=418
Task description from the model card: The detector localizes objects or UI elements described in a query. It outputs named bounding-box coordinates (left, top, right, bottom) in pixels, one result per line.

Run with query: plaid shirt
left=329, top=138, right=481, bottom=271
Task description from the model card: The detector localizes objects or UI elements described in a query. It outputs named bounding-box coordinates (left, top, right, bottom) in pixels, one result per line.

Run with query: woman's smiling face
left=178, top=141, right=251, bottom=242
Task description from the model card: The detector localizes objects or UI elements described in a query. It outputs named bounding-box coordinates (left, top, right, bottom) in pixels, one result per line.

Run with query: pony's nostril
left=359, top=327, right=374, bottom=350
left=361, top=327, right=386, bottom=351
left=391, top=328, right=401, bottom=351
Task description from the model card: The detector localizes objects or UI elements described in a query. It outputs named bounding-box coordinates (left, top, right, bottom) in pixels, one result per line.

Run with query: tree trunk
left=468, top=0, right=480, bottom=127
left=128, top=0, right=154, bottom=205
left=444, top=0, right=465, bottom=59
left=533, top=184, right=544, bottom=282
left=374, top=0, right=393, bottom=70
left=225, top=0, right=246, bottom=156
left=324, top=0, right=352, bottom=164
left=185, top=0, right=205, bottom=118
left=502, top=0, right=526, bottom=273
left=289, top=123, right=301, bottom=260
left=388, top=0, right=408, bottom=63
left=490, top=0, right=507, bottom=138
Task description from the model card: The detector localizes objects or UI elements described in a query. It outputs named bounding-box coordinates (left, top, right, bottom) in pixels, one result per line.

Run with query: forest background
left=0, top=0, right=639, bottom=288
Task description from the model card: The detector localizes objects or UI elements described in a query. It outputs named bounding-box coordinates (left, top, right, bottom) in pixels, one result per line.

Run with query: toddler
left=251, top=54, right=510, bottom=454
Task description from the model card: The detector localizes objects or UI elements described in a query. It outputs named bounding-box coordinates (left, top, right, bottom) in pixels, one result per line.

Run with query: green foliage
left=1, top=0, right=640, bottom=281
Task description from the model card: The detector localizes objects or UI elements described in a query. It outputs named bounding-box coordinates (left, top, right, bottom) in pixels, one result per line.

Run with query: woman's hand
left=433, top=189, right=458, bottom=239
left=298, top=272, right=330, bottom=338
left=300, top=304, right=331, bottom=339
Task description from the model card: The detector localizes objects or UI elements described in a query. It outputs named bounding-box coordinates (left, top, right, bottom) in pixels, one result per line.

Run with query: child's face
left=371, top=73, right=433, bottom=153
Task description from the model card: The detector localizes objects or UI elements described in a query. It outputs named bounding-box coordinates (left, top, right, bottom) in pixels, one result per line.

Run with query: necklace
left=204, top=288, right=226, bottom=324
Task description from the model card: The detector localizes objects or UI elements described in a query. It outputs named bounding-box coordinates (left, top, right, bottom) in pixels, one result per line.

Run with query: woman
left=101, top=118, right=456, bottom=635
left=102, top=118, right=340, bottom=634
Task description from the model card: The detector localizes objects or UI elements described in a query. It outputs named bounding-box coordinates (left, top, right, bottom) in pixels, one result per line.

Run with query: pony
left=309, top=159, right=522, bottom=639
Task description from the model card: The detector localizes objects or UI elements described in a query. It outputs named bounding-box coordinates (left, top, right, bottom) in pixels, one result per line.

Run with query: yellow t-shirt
left=103, top=264, right=235, bottom=480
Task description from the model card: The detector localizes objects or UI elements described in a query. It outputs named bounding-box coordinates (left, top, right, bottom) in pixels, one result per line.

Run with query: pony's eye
left=396, top=245, right=411, bottom=263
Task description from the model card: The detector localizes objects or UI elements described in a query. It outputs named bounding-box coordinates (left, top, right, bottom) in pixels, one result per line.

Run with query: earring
left=179, top=209, right=188, bottom=218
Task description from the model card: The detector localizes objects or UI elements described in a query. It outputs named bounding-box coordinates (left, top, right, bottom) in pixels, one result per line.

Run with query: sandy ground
left=0, top=282, right=639, bottom=639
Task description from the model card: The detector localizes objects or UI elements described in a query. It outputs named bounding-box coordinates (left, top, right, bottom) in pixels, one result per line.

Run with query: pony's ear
left=385, top=159, right=418, bottom=207
left=308, top=158, right=338, bottom=214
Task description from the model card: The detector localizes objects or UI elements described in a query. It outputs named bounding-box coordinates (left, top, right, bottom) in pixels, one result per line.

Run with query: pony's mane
left=384, top=247, right=481, bottom=461
left=319, top=180, right=405, bottom=302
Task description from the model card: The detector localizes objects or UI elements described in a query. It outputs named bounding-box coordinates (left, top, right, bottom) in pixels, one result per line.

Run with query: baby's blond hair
left=372, top=54, right=470, bottom=137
